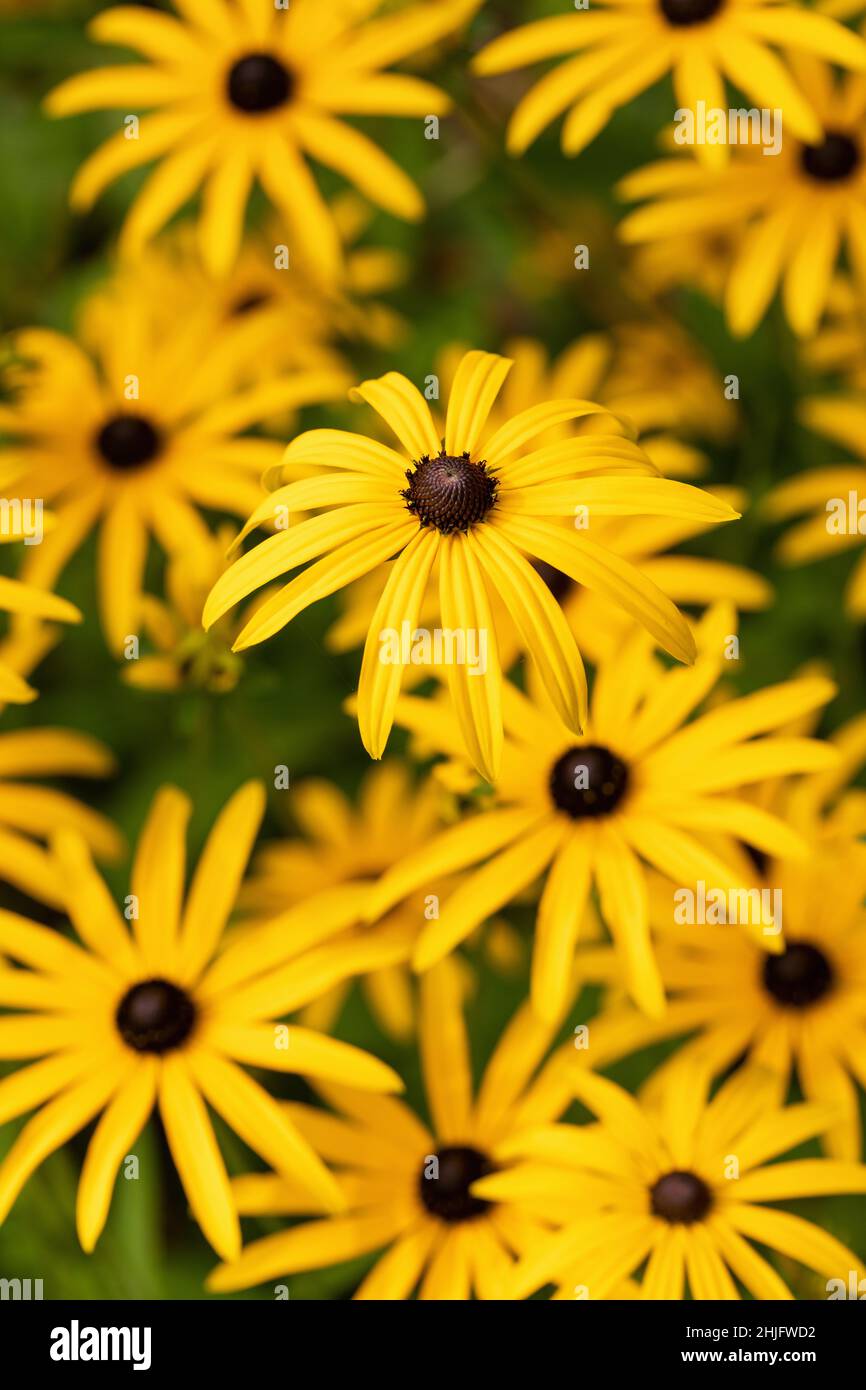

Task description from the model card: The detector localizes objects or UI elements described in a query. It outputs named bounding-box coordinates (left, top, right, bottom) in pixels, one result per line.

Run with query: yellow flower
left=0, top=725, right=121, bottom=906
left=207, top=960, right=577, bottom=1300
left=204, top=350, right=738, bottom=781
left=472, top=1, right=866, bottom=163
left=0, top=781, right=402, bottom=1258
left=483, top=1060, right=866, bottom=1300
left=124, top=195, right=407, bottom=386
left=620, top=57, right=866, bottom=337
left=0, top=549, right=82, bottom=704
left=45, top=0, right=480, bottom=279
left=1, top=271, right=348, bottom=652
left=586, top=842, right=866, bottom=1162
left=765, top=393, right=866, bottom=616
left=324, top=336, right=763, bottom=667
left=241, top=761, right=452, bottom=1041
left=364, top=606, right=837, bottom=1020
left=124, top=524, right=268, bottom=693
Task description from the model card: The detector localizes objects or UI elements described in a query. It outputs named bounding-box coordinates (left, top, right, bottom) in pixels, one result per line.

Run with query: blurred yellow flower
left=620, top=56, right=866, bottom=337
left=208, top=959, right=577, bottom=1299
left=485, top=1061, right=866, bottom=1300
left=0, top=271, right=348, bottom=652
left=0, top=725, right=121, bottom=906
left=765, top=393, right=866, bottom=615
left=46, top=0, right=480, bottom=278
left=241, top=761, right=452, bottom=1041
left=472, top=1, right=866, bottom=163
left=585, top=842, right=866, bottom=1161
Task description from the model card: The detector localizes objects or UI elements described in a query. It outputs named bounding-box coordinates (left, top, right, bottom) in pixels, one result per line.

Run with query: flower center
left=659, top=0, right=723, bottom=25
left=801, top=131, right=860, bottom=183
left=417, top=1146, right=493, bottom=1223
left=549, top=744, right=629, bottom=819
left=227, top=53, right=293, bottom=113
left=533, top=559, right=572, bottom=603
left=116, top=978, right=197, bottom=1053
left=762, top=941, right=834, bottom=1009
left=402, top=451, right=498, bottom=534
left=96, top=414, right=162, bottom=470
left=651, top=1170, right=713, bottom=1224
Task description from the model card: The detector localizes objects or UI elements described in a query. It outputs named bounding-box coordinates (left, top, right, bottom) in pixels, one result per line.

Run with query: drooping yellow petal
left=76, top=1056, right=158, bottom=1252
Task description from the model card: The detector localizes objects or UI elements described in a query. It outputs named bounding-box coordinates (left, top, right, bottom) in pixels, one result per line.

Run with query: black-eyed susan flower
left=207, top=959, right=576, bottom=1300
left=1, top=273, right=349, bottom=652
left=765, top=392, right=866, bottom=615
left=323, top=336, right=761, bottom=668
left=0, top=725, right=121, bottom=907
left=620, top=55, right=866, bottom=337
left=472, top=1, right=866, bottom=163
left=585, top=843, right=866, bottom=1162
left=0, top=781, right=404, bottom=1259
left=241, top=761, right=451, bottom=1042
left=45, top=0, right=480, bottom=280
left=485, top=1061, right=866, bottom=1300
left=364, top=606, right=837, bottom=1020
left=204, top=350, right=739, bottom=781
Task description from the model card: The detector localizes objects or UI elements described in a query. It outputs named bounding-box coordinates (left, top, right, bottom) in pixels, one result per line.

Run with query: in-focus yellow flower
left=626, top=223, right=744, bottom=304
left=765, top=393, right=866, bottom=615
left=241, top=761, right=451, bottom=1041
left=586, top=842, right=866, bottom=1161
left=485, top=1060, right=866, bottom=1300
left=0, top=726, right=121, bottom=906
left=472, top=1, right=866, bottom=163
left=0, top=271, right=348, bottom=652
left=620, top=57, right=866, bottom=337
left=45, top=0, right=480, bottom=279
left=207, top=959, right=577, bottom=1299
left=0, top=781, right=403, bottom=1258
left=324, top=335, right=762, bottom=667
left=364, top=606, right=837, bottom=1020
left=204, top=350, right=738, bottom=781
